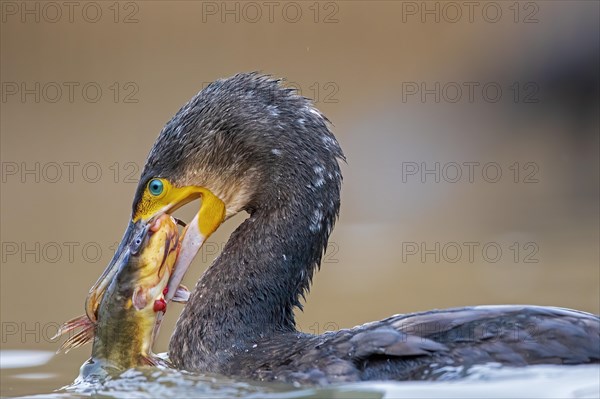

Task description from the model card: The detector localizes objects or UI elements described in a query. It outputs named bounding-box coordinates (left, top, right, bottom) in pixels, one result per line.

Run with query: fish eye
left=148, top=179, right=164, bottom=196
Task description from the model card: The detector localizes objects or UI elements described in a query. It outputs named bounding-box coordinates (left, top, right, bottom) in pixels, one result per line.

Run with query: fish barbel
left=54, top=214, right=189, bottom=368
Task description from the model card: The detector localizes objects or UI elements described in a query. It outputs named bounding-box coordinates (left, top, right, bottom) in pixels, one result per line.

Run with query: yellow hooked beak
left=85, top=179, right=226, bottom=321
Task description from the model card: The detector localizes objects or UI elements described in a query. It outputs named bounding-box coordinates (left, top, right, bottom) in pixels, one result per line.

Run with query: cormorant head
left=86, top=73, right=344, bottom=317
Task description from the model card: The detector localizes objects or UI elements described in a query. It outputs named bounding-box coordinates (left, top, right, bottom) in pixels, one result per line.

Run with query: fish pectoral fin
left=172, top=284, right=190, bottom=303
left=52, top=315, right=92, bottom=340
left=54, top=315, right=95, bottom=354
left=140, top=354, right=159, bottom=367
left=132, top=286, right=148, bottom=310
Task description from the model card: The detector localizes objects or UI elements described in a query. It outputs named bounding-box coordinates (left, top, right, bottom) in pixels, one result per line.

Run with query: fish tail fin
left=54, top=315, right=95, bottom=353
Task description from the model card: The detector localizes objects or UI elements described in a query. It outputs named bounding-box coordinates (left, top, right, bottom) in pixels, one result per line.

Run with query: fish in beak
left=54, top=215, right=186, bottom=367
left=84, top=219, right=151, bottom=322
left=85, top=179, right=226, bottom=321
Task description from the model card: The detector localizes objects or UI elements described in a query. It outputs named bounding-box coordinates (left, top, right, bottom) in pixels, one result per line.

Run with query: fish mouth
left=85, top=218, right=152, bottom=322
left=85, top=214, right=182, bottom=323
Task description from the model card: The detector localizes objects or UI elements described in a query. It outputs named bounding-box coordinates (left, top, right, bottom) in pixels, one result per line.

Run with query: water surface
left=2, top=350, right=598, bottom=399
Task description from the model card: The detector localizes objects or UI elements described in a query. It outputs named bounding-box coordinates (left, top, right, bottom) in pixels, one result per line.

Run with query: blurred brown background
left=1, top=0, right=598, bottom=378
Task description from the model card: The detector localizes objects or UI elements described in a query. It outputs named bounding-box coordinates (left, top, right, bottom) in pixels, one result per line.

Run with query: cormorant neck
left=169, top=181, right=340, bottom=371
left=162, top=73, right=345, bottom=371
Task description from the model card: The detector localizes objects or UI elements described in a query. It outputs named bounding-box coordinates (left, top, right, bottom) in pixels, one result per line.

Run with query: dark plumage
left=132, top=73, right=599, bottom=384
left=228, top=306, right=599, bottom=384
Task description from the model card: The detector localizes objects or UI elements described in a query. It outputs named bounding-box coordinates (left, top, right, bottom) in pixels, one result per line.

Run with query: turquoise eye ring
left=148, top=179, right=164, bottom=196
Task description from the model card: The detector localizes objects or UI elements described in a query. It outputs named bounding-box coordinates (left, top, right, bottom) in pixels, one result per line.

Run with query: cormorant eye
left=148, top=179, right=164, bottom=196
